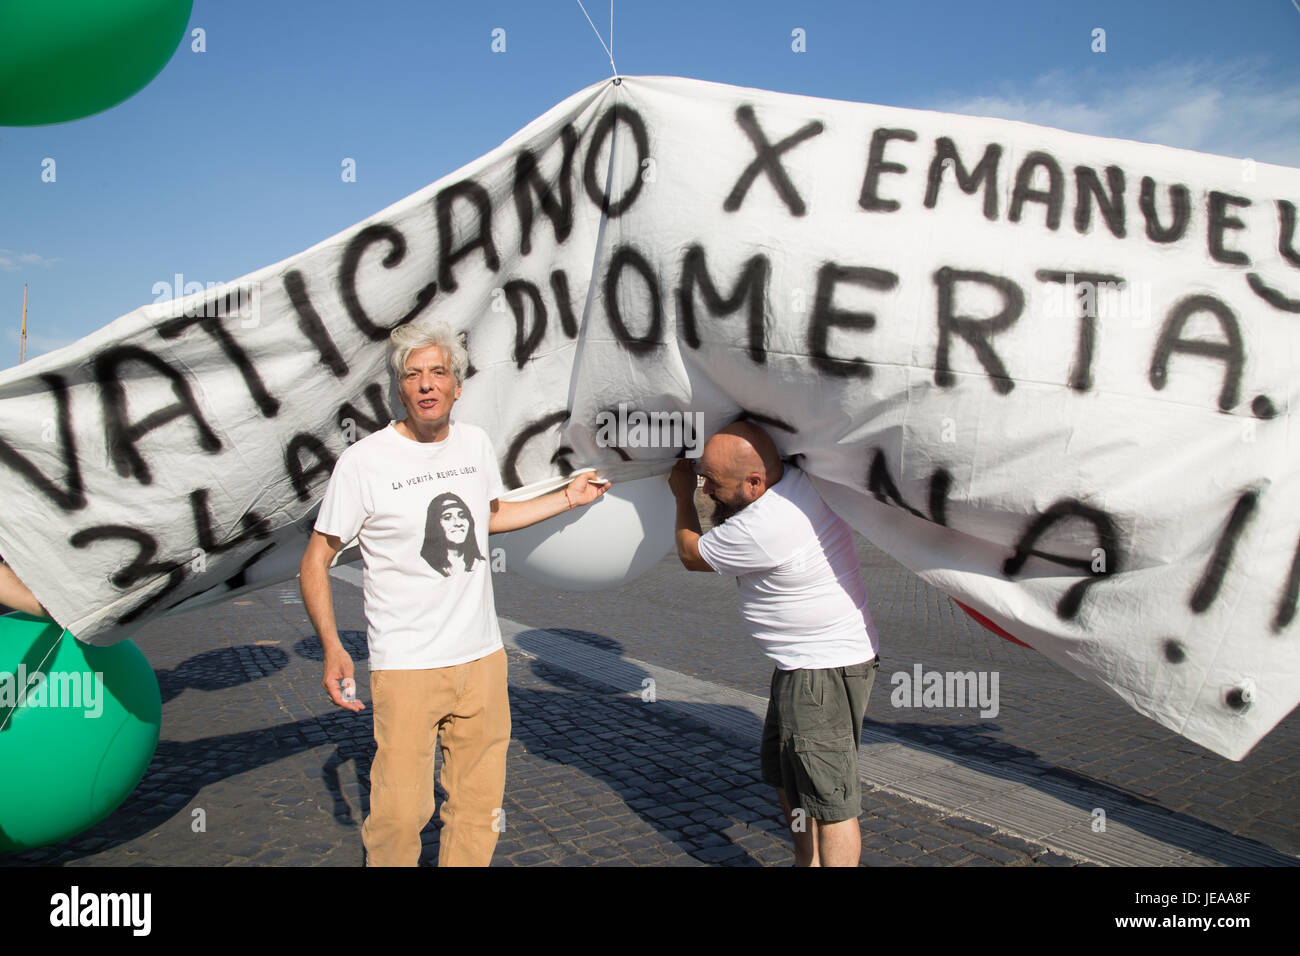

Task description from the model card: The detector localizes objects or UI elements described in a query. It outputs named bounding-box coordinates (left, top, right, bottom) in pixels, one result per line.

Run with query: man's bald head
left=698, top=421, right=784, bottom=516
left=705, top=422, right=783, bottom=483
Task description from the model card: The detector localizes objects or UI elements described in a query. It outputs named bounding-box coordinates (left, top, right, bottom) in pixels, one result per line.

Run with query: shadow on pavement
left=156, top=644, right=291, bottom=704
left=507, top=627, right=782, bottom=867
left=292, top=630, right=370, bottom=662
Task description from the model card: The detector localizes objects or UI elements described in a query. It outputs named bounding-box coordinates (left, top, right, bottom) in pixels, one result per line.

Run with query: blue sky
left=3, top=0, right=1299, bottom=364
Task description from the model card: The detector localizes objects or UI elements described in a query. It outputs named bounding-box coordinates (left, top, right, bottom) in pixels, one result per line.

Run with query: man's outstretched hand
left=565, top=471, right=611, bottom=508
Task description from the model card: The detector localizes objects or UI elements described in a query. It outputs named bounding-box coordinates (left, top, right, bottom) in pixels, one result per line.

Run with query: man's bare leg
left=777, top=787, right=818, bottom=866
left=815, top=816, right=862, bottom=867
left=778, top=789, right=862, bottom=867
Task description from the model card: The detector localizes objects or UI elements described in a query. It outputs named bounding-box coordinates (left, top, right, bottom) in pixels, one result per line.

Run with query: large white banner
left=1, top=76, right=1296, bottom=759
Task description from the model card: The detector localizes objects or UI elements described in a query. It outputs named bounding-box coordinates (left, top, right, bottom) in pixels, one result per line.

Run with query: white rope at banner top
left=575, top=0, right=618, bottom=77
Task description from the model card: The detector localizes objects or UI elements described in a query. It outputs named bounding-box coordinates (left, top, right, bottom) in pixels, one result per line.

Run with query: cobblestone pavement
left=3, top=525, right=1294, bottom=866
left=493, top=538, right=1300, bottom=859
left=6, top=574, right=1082, bottom=867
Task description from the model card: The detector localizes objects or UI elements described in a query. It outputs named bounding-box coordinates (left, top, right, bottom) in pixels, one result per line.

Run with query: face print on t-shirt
left=421, top=491, right=486, bottom=576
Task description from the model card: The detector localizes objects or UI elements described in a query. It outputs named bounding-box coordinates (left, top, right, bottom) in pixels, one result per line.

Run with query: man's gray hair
left=387, top=317, right=469, bottom=384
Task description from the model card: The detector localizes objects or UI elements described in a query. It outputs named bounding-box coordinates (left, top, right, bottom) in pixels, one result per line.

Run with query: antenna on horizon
left=19, top=284, right=28, bottom=364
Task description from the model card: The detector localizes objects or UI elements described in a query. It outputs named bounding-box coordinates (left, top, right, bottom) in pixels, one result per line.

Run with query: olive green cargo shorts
left=760, top=658, right=878, bottom=822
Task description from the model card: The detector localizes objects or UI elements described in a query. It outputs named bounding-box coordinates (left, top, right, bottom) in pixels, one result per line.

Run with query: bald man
left=669, top=422, right=880, bottom=867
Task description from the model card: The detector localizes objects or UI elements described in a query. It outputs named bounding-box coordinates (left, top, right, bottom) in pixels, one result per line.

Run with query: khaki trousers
left=362, top=647, right=510, bottom=866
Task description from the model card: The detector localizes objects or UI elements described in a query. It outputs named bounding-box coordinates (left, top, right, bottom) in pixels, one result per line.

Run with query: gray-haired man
left=300, top=316, right=607, bottom=866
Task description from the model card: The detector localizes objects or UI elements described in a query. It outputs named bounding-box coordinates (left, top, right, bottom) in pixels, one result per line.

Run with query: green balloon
left=0, top=0, right=193, bottom=126
left=0, top=613, right=161, bottom=852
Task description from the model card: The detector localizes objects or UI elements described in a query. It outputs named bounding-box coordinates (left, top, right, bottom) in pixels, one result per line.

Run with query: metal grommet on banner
left=613, top=76, right=621, bottom=85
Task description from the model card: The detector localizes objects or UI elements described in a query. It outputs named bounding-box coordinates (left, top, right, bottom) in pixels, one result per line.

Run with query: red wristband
left=564, top=488, right=573, bottom=510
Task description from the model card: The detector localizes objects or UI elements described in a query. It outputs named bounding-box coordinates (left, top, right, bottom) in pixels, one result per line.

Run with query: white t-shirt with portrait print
left=314, top=420, right=504, bottom=670
left=696, top=465, right=878, bottom=671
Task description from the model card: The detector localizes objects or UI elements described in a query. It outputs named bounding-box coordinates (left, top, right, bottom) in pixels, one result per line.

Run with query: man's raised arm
left=669, top=460, right=713, bottom=572
left=488, top=471, right=608, bottom=533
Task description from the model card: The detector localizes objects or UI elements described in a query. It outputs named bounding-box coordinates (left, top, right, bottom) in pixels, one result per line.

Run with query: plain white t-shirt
left=696, top=465, right=878, bottom=670
left=314, top=420, right=504, bottom=670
